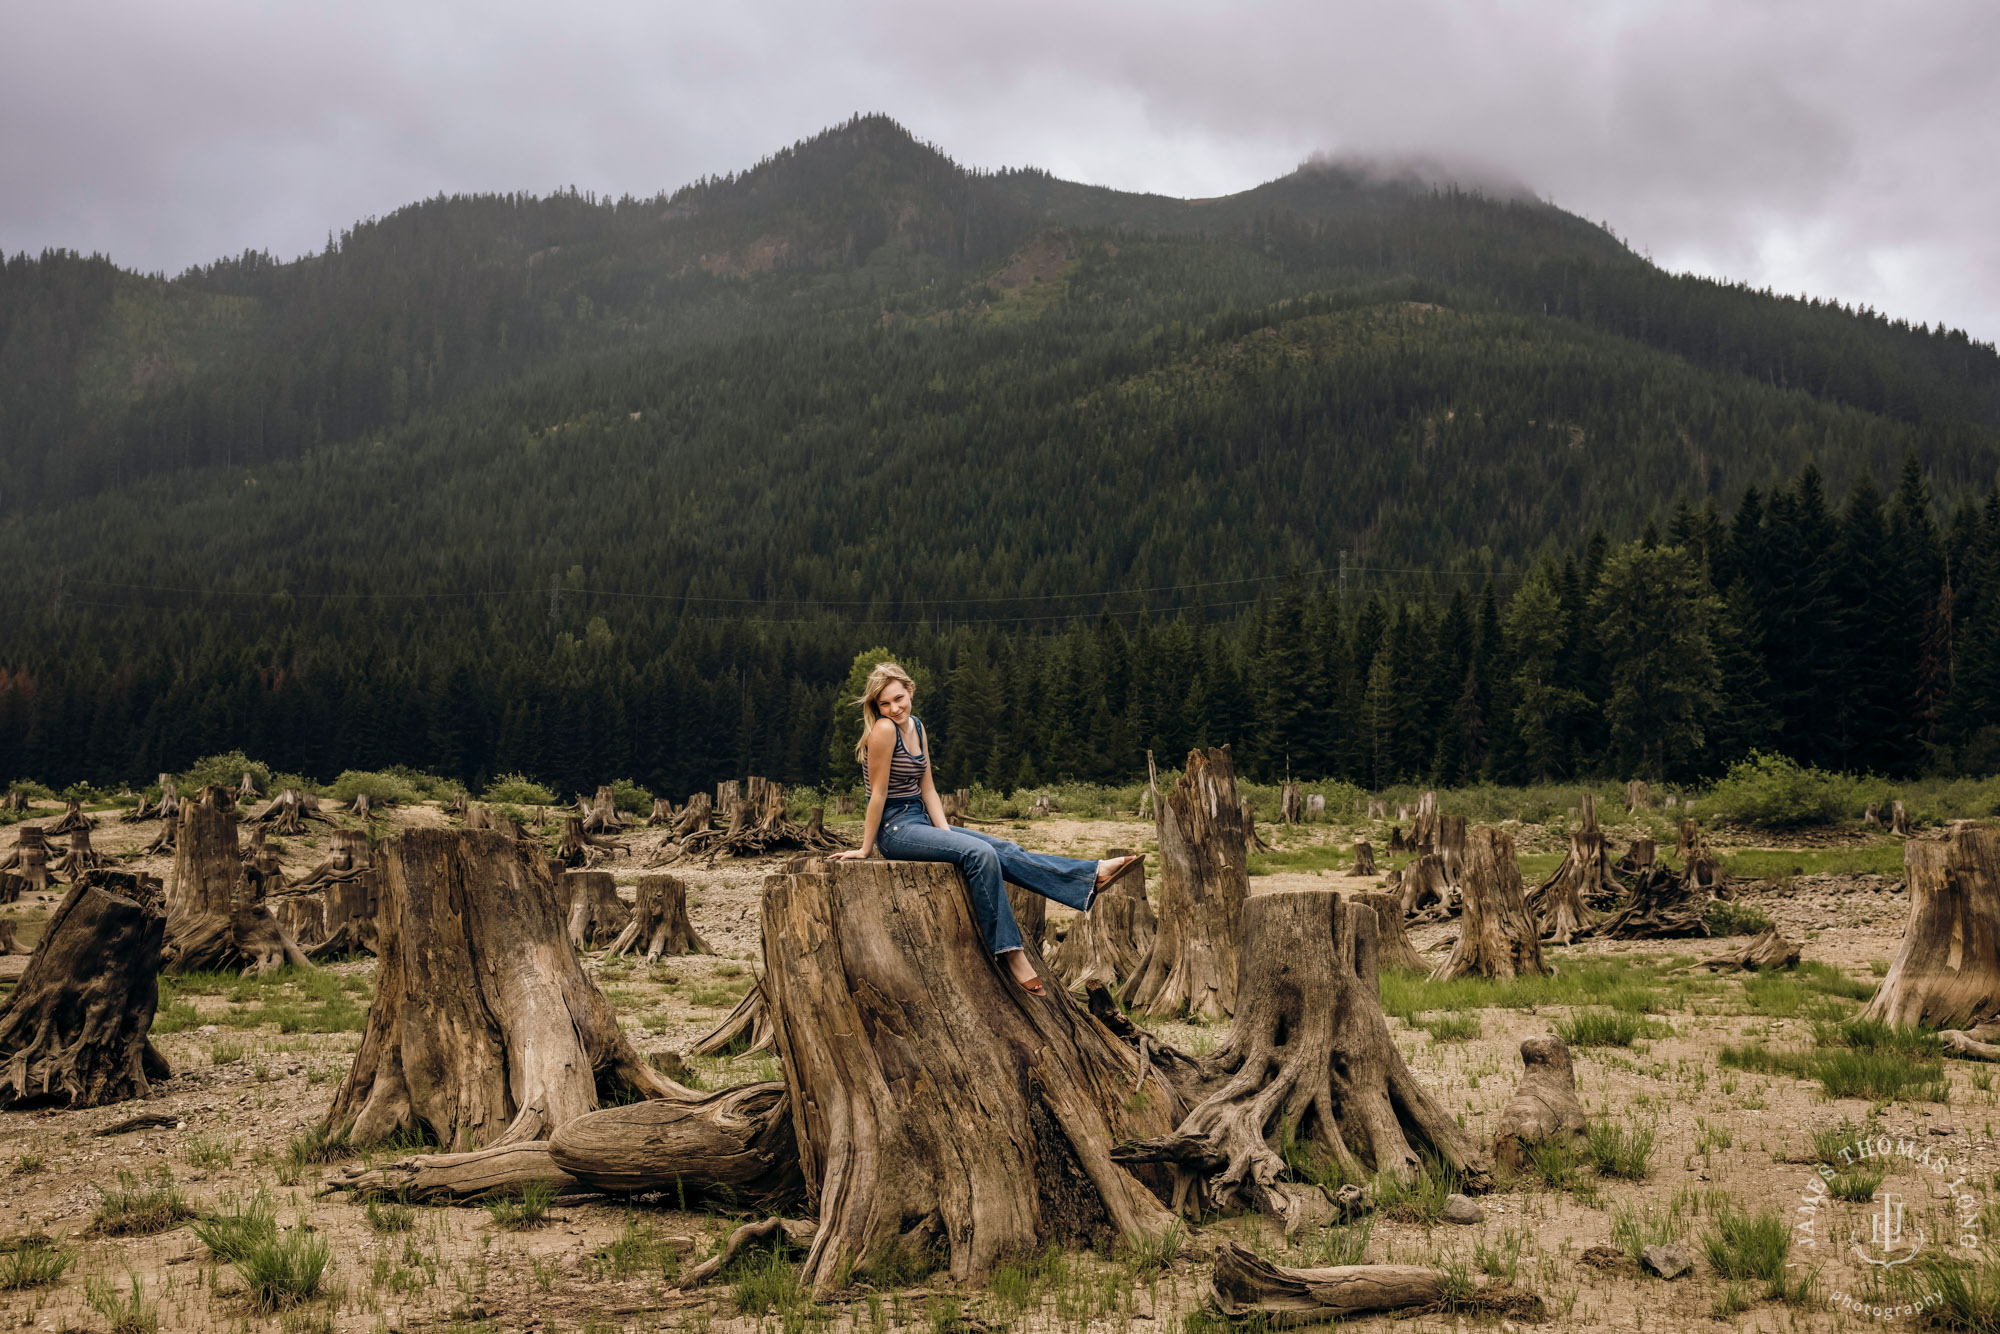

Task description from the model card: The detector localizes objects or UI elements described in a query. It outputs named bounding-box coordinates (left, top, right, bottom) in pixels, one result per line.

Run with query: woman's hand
left=828, top=848, right=868, bottom=861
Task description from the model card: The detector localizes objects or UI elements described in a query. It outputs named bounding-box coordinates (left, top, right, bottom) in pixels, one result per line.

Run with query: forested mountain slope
left=2, top=115, right=1999, bottom=794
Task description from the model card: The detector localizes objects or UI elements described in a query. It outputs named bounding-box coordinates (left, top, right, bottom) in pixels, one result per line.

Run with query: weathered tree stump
left=163, top=792, right=312, bottom=975
left=1863, top=827, right=2000, bottom=1029
left=325, top=828, right=677, bottom=1151
left=763, top=857, right=1181, bottom=1294
left=1490, top=1037, right=1586, bottom=1175
left=1626, top=779, right=1651, bottom=813
left=1126, top=749, right=1248, bottom=1021
left=1588, top=863, right=1712, bottom=940
left=0, top=880, right=170, bottom=1108
left=1431, top=828, right=1547, bottom=981
left=716, top=780, right=741, bottom=815
left=1281, top=783, right=1303, bottom=825
left=1864, top=802, right=1883, bottom=828
left=1006, top=884, right=1049, bottom=951
left=583, top=786, right=628, bottom=835
left=307, top=870, right=381, bottom=958
left=674, top=793, right=714, bottom=838
left=275, top=896, right=325, bottom=947
left=1890, top=800, right=1914, bottom=836
left=647, top=798, right=676, bottom=827
left=1307, top=794, right=1325, bottom=821
left=55, top=826, right=101, bottom=879
left=0, top=919, right=21, bottom=952
left=1354, top=892, right=1426, bottom=974
left=1240, top=799, right=1274, bottom=853
left=1047, top=852, right=1155, bottom=991
left=562, top=870, right=631, bottom=950
left=1397, top=853, right=1454, bottom=919
left=1614, top=837, right=1657, bottom=876
left=548, top=1083, right=804, bottom=1207
left=1350, top=840, right=1376, bottom=877
left=834, top=794, right=856, bottom=816
left=1528, top=794, right=1612, bottom=945
left=606, top=874, right=710, bottom=959
left=1410, top=791, right=1439, bottom=852
left=295, top=829, right=370, bottom=890
left=1366, top=798, right=1388, bottom=821
left=1, top=788, right=28, bottom=813
left=348, top=791, right=374, bottom=822
left=47, top=800, right=92, bottom=835
left=4, top=826, right=51, bottom=894
left=1702, top=928, right=1800, bottom=972
left=689, top=980, right=775, bottom=1058
left=237, top=771, right=261, bottom=802
left=1115, top=890, right=1489, bottom=1228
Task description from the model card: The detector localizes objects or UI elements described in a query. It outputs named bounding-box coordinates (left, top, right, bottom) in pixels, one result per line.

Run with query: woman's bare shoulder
left=868, top=717, right=898, bottom=743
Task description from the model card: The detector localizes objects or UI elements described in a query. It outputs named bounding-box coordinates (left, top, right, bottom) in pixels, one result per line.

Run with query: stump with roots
left=1114, top=890, right=1489, bottom=1229
left=4, top=826, right=51, bottom=894
left=1353, top=892, right=1426, bottom=974
left=1410, top=791, right=1439, bottom=852
left=607, top=874, right=710, bottom=959
left=0, top=880, right=171, bottom=1107
left=238, top=771, right=261, bottom=802
left=56, top=827, right=102, bottom=879
left=1397, top=853, right=1454, bottom=919
left=247, top=788, right=329, bottom=836
left=763, top=857, right=1182, bottom=1295
left=296, top=830, right=371, bottom=890
left=1527, top=794, right=1613, bottom=945
left=307, top=870, right=381, bottom=959
left=548, top=1082, right=804, bottom=1207
left=647, top=798, right=676, bottom=828
left=1890, top=801, right=1914, bottom=836
left=1588, top=863, right=1712, bottom=940
left=562, top=870, right=631, bottom=950
left=1431, top=828, right=1547, bottom=981
left=48, top=800, right=92, bottom=835
left=679, top=781, right=850, bottom=860
left=163, top=791, right=312, bottom=975
left=1614, top=838, right=1656, bottom=877
left=1125, top=748, right=1248, bottom=1021
left=1366, top=798, right=1388, bottom=821
left=689, top=980, right=774, bottom=1058
left=583, top=785, right=629, bottom=835
left=1281, top=782, right=1303, bottom=825
left=673, top=794, right=714, bottom=838
left=1047, top=853, right=1155, bottom=992
left=1489, top=1037, right=1586, bottom=1175
left=1863, top=827, right=2000, bottom=1031
left=1626, top=779, right=1650, bottom=813
left=1240, top=799, right=1274, bottom=853
left=1349, top=840, right=1376, bottom=877
left=325, top=828, right=679, bottom=1152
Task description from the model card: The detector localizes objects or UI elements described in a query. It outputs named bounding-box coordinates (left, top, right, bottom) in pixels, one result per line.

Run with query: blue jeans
left=874, top=799, right=1098, bottom=955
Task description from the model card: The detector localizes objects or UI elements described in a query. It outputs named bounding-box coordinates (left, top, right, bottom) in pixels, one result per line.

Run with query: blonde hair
left=853, top=661, right=916, bottom=763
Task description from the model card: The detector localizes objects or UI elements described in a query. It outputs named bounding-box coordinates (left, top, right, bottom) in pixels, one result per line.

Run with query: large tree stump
left=606, top=874, right=710, bottom=959
left=562, top=870, right=631, bottom=950
left=48, top=799, right=92, bottom=835
left=1528, top=794, right=1613, bottom=945
left=275, top=896, right=325, bottom=948
left=647, top=798, right=676, bottom=828
left=584, top=785, right=628, bottom=835
left=1281, top=783, right=1303, bottom=825
left=674, top=794, right=713, bottom=838
left=325, top=828, right=677, bottom=1150
left=1863, top=827, right=2000, bottom=1029
left=237, top=771, right=261, bottom=801
left=163, top=791, right=312, bottom=975
left=763, top=857, right=1181, bottom=1295
left=1349, top=840, right=1377, bottom=877
left=548, top=1083, right=805, bottom=1207
left=1397, top=853, right=1453, bottom=919
left=307, top=869, right=381, bottom=958
left=0, top=880, right=170, bottom=1107
left=1890, top=800, right=1914, bottom=836
left=1410, top=791, right=1439, bottom=852
left=1047, top=853, right=1156, bottom=992
left=1588, top=863, right=1712, bottom=940
left=1115, top=890, right=1489, bottom=1228
left=1431, top=828, right=1547, bottom=981
left=1490, top=1037, right=1586, bottom=1175
left=57, top=829, right=103, bottom=879
left=1126, top=749, right=1248, bottom=1020
left=6, top=826, right=51, bottom=894
left=1007, top=884, right=1048, bottom=951
left=295, top=830, right=370, bottom=890
left=1614, top=837, right=1656, bottom=877
left=1353, top=892, right=1426, bottom=974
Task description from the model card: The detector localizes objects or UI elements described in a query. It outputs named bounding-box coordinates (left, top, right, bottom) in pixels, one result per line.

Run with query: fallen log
left=548, top=1082, right=803, bottom=1207
left=1209, top=1242, right=1540, bottom=1322
left=320, top=1142, right=577, bottom=1202
left=1702, top=928, right=1800, bottom=972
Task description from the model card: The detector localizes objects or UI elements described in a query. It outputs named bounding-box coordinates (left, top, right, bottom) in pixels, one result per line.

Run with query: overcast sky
left=6, top=1, right=1996, bottom=340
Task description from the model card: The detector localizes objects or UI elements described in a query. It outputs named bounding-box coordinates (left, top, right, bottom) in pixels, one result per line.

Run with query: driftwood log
left=1702, top=928, right=1800, bottom=972
left=688, top=980, right=774, bottom=1058
left=1212, top=1243, right=1447, bottom=1320
left=548, top=1082, right=804, bottom=1207
left=1126, top=749, right=1247, bottom=1021
left=1431, top=828, right=1547, bottom=981
left=163, top=790, right=312, bottom=975
left=324, top=828, right=678, bottom=1152
left=606, top=874, right=710, bottom=959
left=1046, top=852, right=1155, bottom=992
left=0, top=879, right=171, bottom=1108
left=1863, top=827, right=2000, bottom=1030
left=562, top=870, right=631, bottom=950
left=1490, top=1037, right=1586, bottom=1175
left=763, top=856, right=1181, bottom=1294
left=1115, top=890, right=1490, bottom=1230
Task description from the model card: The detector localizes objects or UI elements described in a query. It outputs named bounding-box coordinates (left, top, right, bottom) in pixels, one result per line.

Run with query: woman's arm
left=830, top=721, right=897, bottom=860
left=917, top=721, right=951, bottom=830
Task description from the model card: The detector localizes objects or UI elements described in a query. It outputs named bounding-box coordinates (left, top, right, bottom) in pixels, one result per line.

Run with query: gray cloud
left=6, top=0, right=1996, bottom=339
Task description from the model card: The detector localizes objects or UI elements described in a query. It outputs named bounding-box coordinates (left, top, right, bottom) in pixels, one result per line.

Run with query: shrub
left=1699, top=752, right=1862, bottom=829
left=610, top=778, right=654, bottom=816
left=325, top=769, right=421, bottom=805
left=179, top=751, right=273, bottom=795
left=0, top=1240, right=72, bottom=1290
left=1705, top=899, right=1774, bottom=936
left=93, top=1170, right=195, bottom=1236
left=192, top=1195, right=278, bottom=1262
left=483, top=773, right=557, bottom=806
left=2, top=778, right=56, bottom=802
left=235, top=1229, right=330, bottom=1311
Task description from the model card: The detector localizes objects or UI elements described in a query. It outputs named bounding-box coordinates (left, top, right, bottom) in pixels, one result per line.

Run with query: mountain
left=2, top=114, right=1999, bottom=794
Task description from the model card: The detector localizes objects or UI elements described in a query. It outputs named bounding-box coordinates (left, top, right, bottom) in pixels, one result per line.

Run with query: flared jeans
left=874, top=798, right=1097, bottom=954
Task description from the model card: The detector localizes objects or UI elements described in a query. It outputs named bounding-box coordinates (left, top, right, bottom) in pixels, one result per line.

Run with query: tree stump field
left=0, top=779, right=1988, bottom=1333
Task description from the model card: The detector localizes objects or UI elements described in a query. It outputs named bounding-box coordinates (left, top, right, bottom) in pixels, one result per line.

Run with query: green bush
left=179, top=751, right=273, bottom=795
left=325, top=769, right=421, bottom=805
left=1699, top=752, right=1862, bottom=829
left=2, top=778, right=55, bottom=802
left=0, top=1240, right=72, bottom=1290
left=235, top=1228, right=330, bottom=1311
left=609, top=778, right=654, bottom=816
left=192, top=1195, right=277, bottom=1262
left=484, top=773, right=557, bottom=806
left=1705, top=900, right=1774, bottom=936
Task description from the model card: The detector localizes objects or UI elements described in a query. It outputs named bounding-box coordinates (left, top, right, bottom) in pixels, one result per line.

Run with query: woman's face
left=876, top=681, right=912, bottom=724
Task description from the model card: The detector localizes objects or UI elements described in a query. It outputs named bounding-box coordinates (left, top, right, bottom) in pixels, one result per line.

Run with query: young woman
left=828, top=661, right=1143, bottom=993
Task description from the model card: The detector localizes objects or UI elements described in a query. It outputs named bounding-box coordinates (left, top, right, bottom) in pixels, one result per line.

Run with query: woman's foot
left=1002, top=949, right=1044, bottom=994
left=1094, top=854, right=1144, bottom=896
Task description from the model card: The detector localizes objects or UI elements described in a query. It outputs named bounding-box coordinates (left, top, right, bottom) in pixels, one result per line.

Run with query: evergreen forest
left=3, top=115, right=1999, bottom=797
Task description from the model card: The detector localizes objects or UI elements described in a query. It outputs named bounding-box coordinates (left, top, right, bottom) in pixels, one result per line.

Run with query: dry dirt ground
left=0, top=800, right=1981, bottom=1334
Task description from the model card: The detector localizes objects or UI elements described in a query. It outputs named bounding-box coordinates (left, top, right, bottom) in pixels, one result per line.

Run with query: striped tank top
left=867, top=718, right=929, bottom=800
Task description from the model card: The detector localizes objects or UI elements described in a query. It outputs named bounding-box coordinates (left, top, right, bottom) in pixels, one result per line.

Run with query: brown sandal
left=1092, top=855, right=1144, bottom=905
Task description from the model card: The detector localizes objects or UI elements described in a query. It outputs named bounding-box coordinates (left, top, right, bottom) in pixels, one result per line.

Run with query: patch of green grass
left=208, top=1040, right=247, bottom=1065
left=1817, top=1048, right=1950, bottom=1102
left=235, top=1228, right=331, bottom=1311
left=192, top=1195, right=278, bottom=1262
left=180, top=1134, right=234, bottom=1170
left=1705, top=899, right=1774, bottom=936
left=591, top=1219, right=684, bottom=1282
left=84, top=1272, right=156, bottom=1334
left=1584, top=1121, right=1655, bottom=1179
left=1702, top=1203, right=1791, bottom=1288
left=1814, top=1017, right=1945, bottom=1058
left=1887, top=1254, right=2000, bottom=1331
left=729, top=1235, right=808, bottom=1317
left=1420, top=1013, right=1481, bottom=1042
left=1613, top=1201, right=1684, bottom=1268
left=1740, top=961, right=1874, bottom=1016
left=1246, top=843, right=1350, bottom=877
left=150, top=999, right=201, bottom=1034
left=1474, top=1227, right=1524, bottom=1283
left=0, top=1240, right=72, bottom=1290
left=1829, top=1167, right=1885, bottom=1202
left=1553, top=1009, right=1648, bottom=1047
left=365, top=1199, right=416, bottom=1233
left=93, top=1169, right=195, bottom=1236
left=1719, top=844, right=1909, bottom=879
left=276, top=1126, right=352, bottom=1185
left=484, top=1178, right=556, bottom=1229
left=1378, top=956, right=1716, bottom=1027
left=1525, top=1138, right=1581, bottom=1191
left=1124, top=1220, right=1183, bottom=1275
left=1375, top=1151, right=1461, bottom=1225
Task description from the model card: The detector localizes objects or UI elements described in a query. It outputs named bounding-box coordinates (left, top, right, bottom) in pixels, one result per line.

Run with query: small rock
left=1442, top=1193, right=1483, bottom=1225
left=1933, top=1125, right=1957, bottom=1136
left=199, top=1025, right=219, bottom=1035
left=1642, top=1244, right=1692, bottom=1280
